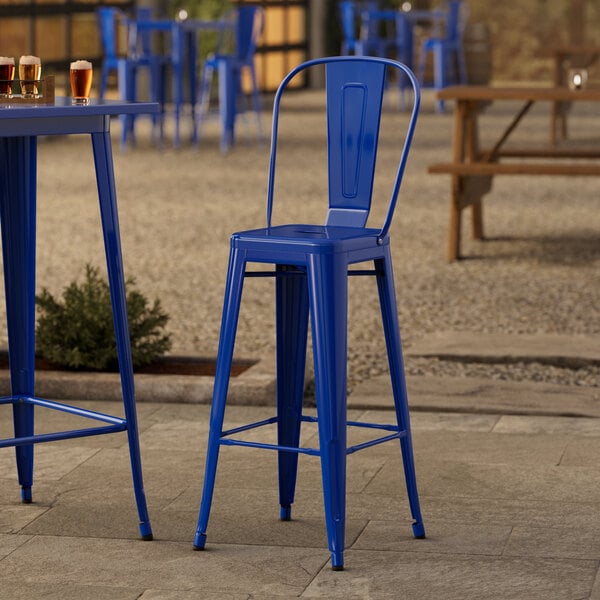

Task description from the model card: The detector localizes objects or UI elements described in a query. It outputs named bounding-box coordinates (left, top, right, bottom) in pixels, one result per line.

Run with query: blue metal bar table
left=0, top=97, right=159, bottom=540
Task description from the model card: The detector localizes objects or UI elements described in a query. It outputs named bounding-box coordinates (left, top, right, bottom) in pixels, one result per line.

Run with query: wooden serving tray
left=0, top=75, right=55, bottom=104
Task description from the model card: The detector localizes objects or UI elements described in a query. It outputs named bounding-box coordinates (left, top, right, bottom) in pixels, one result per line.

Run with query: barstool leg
left=375, top=254, right=425, bottom=539
left=307, top=254, right=348, bottom=570
left=276, top=265, right=309, bottom=521
left=150, top=62, right=167, bottom=148
left=248, top=66, right=263, bottom=144
left=195, top=62, right=214, bottom=147
left=118, top=61, right=137, bottom=148
left=218, top=58, right=237, bottom=153
left=92, top=131, right=153, bottom=540
left=194, top=247, right=247, bottom=550
left=0, top=137, right=36, bottom=503
left=434, top=43, right=446, bottom=113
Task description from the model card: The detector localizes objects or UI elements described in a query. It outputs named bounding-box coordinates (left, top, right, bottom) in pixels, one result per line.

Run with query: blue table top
left=0, top=98, right=160, bottom=138
left=0, top=97, right=160, bottom=120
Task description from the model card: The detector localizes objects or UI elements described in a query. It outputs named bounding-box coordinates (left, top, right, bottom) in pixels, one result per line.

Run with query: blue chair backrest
left=360, top=4, right=391, bottom=42
left=135, top=6, right=155, bottom=58
left=339, top=1, right=358, bottom=51
left=97, top=7, right=121, bottom=60
left=445, top=0, right=463, bottom=42
left=235, top=6, right=264, bottom=63
left=266, top=56, right=420, bottom=240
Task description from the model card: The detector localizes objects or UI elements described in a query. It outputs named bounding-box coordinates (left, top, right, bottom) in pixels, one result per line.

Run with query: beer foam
left=70, top=60, right=92, bottom=70
left=0, top=57, right=15, bottom=65
left=19, top=55, right=41, bottom=65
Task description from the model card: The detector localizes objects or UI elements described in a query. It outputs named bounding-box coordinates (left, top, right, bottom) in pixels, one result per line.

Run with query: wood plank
left=482, top=147, right=600, bottom=159
left=428, top=162, right=600, bottom=176
left=550, top=45, right=600, bottom=57
left=437, top=85, right=600, bottom=102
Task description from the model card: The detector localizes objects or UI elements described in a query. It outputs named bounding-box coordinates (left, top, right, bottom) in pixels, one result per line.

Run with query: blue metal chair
left=359, top=6, right=415, bottom=103
left=417, top=0, right=468, bottom=112
left=359, top=7, right=407, bottom=61
left=122, top=8, right=175, bottom=147
left=193, top=56, right=425, bottom=571
left=339, top=0, right=362, bottom=55
left=196, top=5, right=264, bottom=151
left=97, top=7, right=156, bottom=146
left=97, top=6, right=130, bottom=101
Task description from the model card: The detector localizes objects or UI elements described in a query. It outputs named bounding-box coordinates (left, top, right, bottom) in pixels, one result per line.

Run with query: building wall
left=460, top=0, right=600, bottom=83
left=1, top=0, right=599, bottom=91
left=0, top=1, right=134, bottom=74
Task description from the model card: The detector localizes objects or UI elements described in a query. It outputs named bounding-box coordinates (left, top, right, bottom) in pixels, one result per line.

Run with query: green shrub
left=36, top=264, right=172, bottom=371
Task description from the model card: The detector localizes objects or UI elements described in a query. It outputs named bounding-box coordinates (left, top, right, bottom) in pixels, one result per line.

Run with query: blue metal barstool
left=418, top=0, right=468, bottom=112
left=196, top=5, right=264, bottom=152
left=339, top=1, right=363, bottom=55
left=193, top=56, right=425, bottom=571
left=120, top=9, right=174, bottom=147
left=97, top=6, right=127, bottom=101
left=97, top=6, right=162, bottom=147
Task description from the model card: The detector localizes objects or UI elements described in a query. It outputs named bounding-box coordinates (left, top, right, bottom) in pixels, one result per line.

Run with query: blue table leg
left=0, top=136, right=36, bottom=503
left=187, top=30, right=199, bottom=146
left=170, top=23, right=184, bottom=150
left=91, top=130, right=153, bottom=540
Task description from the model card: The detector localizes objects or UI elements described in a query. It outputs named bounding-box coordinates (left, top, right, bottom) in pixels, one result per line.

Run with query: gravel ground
left=14, top=88, right=600, bottom=391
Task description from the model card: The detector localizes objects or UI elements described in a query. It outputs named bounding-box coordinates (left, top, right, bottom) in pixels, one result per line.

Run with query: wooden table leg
left=448, top=174, right=493, bottom=261
left=471, top=200, right=484, bottom=240
left=447, top=101, right=468, bottom=261
left=448, top=176, right=462, bottom=262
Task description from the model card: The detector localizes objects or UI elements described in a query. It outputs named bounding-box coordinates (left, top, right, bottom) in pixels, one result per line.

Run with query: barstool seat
left=193, top=56, right=425, bottom=571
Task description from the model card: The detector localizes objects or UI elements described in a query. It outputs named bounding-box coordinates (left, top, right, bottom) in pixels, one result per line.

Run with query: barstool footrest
left=0, top=395, right=128, bottom=448
left=219, top=415, right=407, bottom=456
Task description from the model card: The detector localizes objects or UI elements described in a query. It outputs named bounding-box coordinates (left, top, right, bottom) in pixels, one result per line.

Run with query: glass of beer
left=19, top=55, right=41, bottom=98
left=70, top=60, right=93, bottom=104
left=0, top=57, right=15, bottom=98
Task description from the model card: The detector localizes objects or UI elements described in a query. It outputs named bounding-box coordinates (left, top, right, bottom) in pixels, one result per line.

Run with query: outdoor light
left=176, top=8, right=188, bottom=22
left=568, top=68, right=588, bottom=91
left=402, top=2, right=413, bottom=11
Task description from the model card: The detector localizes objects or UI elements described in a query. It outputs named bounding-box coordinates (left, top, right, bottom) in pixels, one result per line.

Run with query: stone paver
left=0, top=377, right=599, bottom=598
left=406, top=332, right=600, bottom=368
left=352, top=374, right=600, bottom=417
left=302, top=552, right=596, bottom=600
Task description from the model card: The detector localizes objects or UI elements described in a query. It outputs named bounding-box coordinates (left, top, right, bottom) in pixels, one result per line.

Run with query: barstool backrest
left=97, top=6, right=124, bottom=61
left=235, top=5, right=264, bottom=63
left=266, top=56, right=420, bottom=243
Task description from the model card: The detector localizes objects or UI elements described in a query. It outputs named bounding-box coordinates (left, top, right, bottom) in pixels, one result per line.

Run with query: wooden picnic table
left=428, top=85, right=600, bottom=261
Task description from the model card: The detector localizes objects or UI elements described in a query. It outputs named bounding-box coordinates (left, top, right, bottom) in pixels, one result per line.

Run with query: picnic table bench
left=427, top=85, right=600, bottom=261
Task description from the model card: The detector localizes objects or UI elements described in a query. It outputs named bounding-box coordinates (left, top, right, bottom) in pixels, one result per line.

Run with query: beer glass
left=70, top=60, right=93, bottom=104
left=0, top=56, right=15, bottom=98
left=19, top=55, right=41, bottom=98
